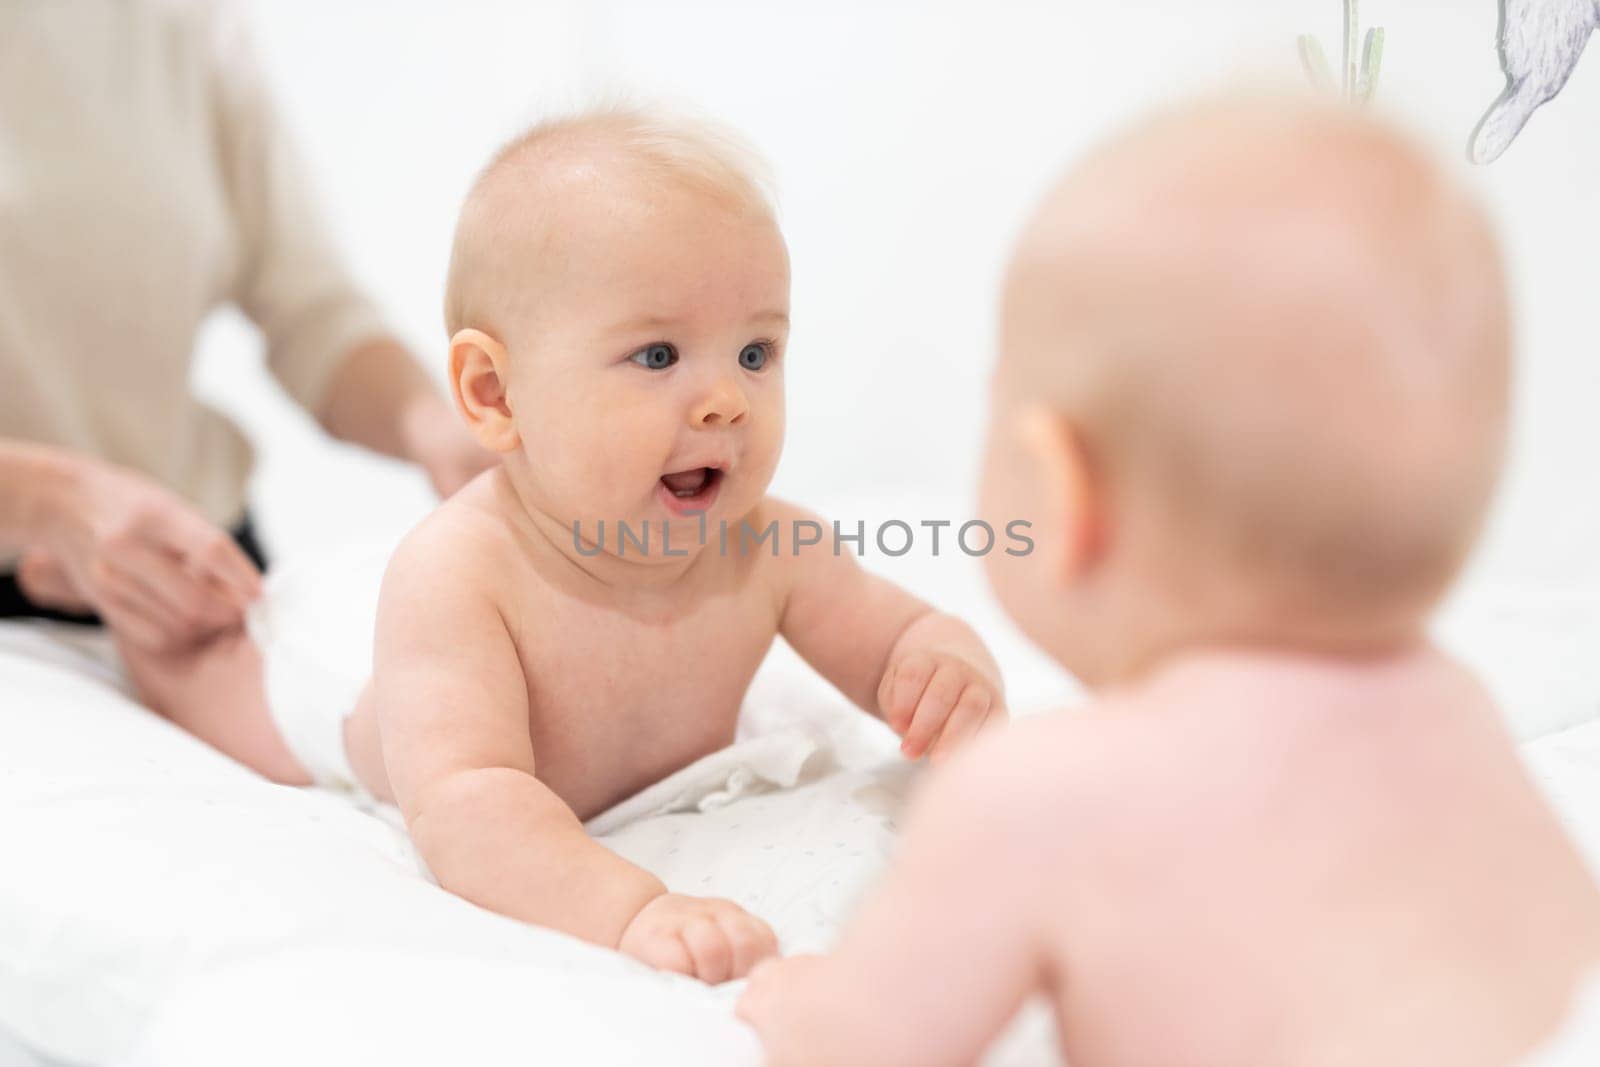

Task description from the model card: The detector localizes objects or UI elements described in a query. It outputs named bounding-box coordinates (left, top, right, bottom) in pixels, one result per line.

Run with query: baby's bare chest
left=504, top=579, right=781, bottom=819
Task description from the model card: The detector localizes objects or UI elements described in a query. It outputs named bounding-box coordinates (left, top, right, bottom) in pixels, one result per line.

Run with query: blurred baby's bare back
left=978, top=96, right=1600, bottom=1065
left=1004, top=649, right=1600, bottom=1066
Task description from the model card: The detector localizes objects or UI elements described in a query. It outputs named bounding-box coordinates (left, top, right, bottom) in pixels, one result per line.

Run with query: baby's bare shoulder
left=742, top=495, right=819, bottom=553
left=381, top=481, right=521, bottom=610
left=916, top=708, right=1153, bottom=845
left=723, top=495, right=821, bottom=588
left=755, top=495, right=819, bottom=525
left=928, top=690, right=1279, bottom=852
left=986, top=654, right=1510, bottom=849
left=749, top=495, right=859, bottom=579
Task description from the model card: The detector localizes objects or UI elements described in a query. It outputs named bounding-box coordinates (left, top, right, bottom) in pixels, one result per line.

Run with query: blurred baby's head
left=444, top=105, right=789, bottom=556
left=982, top=96, right=1510, bottom=684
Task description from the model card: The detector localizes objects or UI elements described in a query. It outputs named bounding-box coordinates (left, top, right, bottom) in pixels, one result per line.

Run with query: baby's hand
left=878, top=644, right=1005, bottom=764
left=618, top=892, right=779, bottom=984
left=736, top=953, right=832, bottom=1062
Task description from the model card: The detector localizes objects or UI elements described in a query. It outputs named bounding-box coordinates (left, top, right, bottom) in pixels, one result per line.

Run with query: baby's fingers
left=626, top=929, right=695, bottom=977
left=681, top=916, right=734, bottom=985
left=927, top=686, right=993, bottom=765
left=882, top=650, right=935, bottom=736
left=716, top=906, right=779, bottom=978
left=900, top=662, right=966, bottom=759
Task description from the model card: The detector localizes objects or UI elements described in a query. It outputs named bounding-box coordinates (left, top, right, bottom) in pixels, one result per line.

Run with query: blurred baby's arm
left=737, top=740, right=1044, bottom=1065
left=772, top=500, right=1006, bottom=761
left=373, top=520, right=776, bottom=980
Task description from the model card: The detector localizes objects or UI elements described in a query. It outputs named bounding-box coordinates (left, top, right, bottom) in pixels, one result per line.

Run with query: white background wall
left=199, top=1, right=1600, bottom=702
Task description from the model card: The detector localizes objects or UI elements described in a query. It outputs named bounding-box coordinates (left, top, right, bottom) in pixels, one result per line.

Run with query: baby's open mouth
left=661, top=467, right=717, bottom=498
left=658, top=467, right=723, bottom=513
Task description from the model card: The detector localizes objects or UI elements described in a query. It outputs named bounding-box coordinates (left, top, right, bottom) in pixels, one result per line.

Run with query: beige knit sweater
left=0, top=0, right=386, bottom=538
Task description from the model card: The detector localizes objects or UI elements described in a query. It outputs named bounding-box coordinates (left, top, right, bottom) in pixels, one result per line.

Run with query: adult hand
left=32, top=457, right=262, bottom=650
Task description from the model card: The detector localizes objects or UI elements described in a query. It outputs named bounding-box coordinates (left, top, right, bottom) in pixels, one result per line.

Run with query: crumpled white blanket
left=585, top=725, right=838, bottom=837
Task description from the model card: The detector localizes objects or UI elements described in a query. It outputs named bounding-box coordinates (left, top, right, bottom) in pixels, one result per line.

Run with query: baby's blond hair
left=444, top=102, right=777, bottom=339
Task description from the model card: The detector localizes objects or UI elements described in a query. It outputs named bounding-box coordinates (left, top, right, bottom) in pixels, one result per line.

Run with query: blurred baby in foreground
left=739, top=96, right=1600, bottom=1066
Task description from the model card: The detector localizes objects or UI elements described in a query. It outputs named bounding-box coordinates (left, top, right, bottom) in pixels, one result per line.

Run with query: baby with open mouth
left=119, top=105, right=1005, bottom=985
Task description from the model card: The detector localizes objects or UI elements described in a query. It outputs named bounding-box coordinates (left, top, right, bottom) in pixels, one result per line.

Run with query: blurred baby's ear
left=1013, top=405, right=1100, bottom=586
left=448, top=328, right=519, bottom=453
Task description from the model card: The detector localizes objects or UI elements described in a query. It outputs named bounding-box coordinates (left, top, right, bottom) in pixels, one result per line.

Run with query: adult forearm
left=407, top=766, right=666, bottom=948
left=0, top=439, right=80, bottom=557
left=316, top=335, right=449, bottom=461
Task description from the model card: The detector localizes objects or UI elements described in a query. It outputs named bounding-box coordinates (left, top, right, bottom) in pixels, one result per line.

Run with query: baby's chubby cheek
left=578, top=444, right=668, bottom=519
left=736, top=421, right=784, bottom=493
left=735, top=399, right=784, bottom=480
left=518, top=416, right=670, bottom=522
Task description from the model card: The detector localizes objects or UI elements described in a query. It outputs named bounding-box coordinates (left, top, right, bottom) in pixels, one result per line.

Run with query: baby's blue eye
left=629, top=343, right=678, bottom=370
left=739, top=342, right=770, bottom=371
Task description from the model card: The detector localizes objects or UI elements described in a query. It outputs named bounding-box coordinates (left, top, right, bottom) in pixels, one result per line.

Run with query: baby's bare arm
left=738, top=737, right=1043, bottom=1065
left=373, top=521, right=665, bottom=949
left=773, top=500, right=1005, bottom=760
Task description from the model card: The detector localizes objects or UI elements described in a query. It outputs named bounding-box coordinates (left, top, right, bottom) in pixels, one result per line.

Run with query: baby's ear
left=1013, top=404, right=1100, bottom=585
left=448, top=328, right=520, bottom=453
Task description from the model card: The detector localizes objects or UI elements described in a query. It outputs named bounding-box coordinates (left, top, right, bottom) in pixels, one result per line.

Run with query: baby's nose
left=691, top=377, right=748, bottom=428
